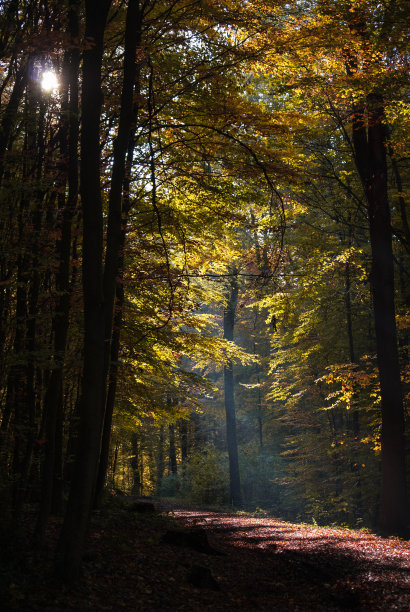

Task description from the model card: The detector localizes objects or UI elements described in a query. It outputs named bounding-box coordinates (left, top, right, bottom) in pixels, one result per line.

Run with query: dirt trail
left=9, top=500, right=410, bottom=611
left=163, top=506, right=410, bottom=611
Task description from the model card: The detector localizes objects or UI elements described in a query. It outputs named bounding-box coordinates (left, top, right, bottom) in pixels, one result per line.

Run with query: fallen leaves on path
left=4, top=500, right=409, bottom=611
left=168, top=508, right=409, bottom=610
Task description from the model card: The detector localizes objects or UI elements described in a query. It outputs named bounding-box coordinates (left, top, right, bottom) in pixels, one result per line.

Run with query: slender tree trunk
left=344, top=253, right=363, bottom=518
left=0, top=62, right=27, bottom=361
left=11, top=72, right=41, bottom=520
left=156, top=425, right=164, bottom=494
left=94, top=261, right=124, bottom=505
left=35, top=2, right=80, bottom=538
left=131, top=432, right=141, bottom=496
left=0, top=59, right=27, bottom=183
left=344, top=262, right=355, bottom=365
left=179, top=420, right=188, bottom=463
left=344, top=255, right=360, bottom=436
left=389, top=150, right=410, bottom=251
left=169, top=424, right=177, bottom=475
left=223, top=270, right=242, bottom=507
left=55, top=0, right=112, bottom=582
left=94, top=0, right=142, bottom=506
left=257, top=376, right=263, bottom=451
left=9, top=254, right=28, bottom=508
left=351, top=93, right=408, bottom=535
left=112, top=442, right=119, bottom=486
left=63, top=376, right=81, bottom=486
left=103, top=0, right=140, bottom=368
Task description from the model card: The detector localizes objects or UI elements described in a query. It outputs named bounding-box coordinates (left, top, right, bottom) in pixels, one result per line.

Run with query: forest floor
left=2, top=496, right=410, bottom=611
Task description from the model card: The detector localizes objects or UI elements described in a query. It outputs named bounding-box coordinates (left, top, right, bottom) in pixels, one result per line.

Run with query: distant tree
left=223, top=268, right=242, bottom=507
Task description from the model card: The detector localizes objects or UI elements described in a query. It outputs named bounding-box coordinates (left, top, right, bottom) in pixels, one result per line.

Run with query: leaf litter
left=4, top=498, right=409, bottom=611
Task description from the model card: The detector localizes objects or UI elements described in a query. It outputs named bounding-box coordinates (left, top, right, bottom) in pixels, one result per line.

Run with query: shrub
left=182, top=445, right=230, bottom=505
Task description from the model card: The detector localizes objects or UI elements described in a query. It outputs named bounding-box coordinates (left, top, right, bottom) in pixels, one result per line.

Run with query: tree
left=223, top=268, right=242, bottom=506
left=343, top=5, right=408, bottom=536
left=56, top=0, right=112, bottom=582
left=247, top=0, right=409, bottom=535
left=36, top=0, right=80, bottom=540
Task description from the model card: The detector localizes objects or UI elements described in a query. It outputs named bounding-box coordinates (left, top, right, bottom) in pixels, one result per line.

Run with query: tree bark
left=180, top=420, right=188, bottom=463
left=351, top=93, right=408, bottom=536
left=131, top=432, right=141, bottom=496
left=223, top=270, right=242, bottom=507
left=36, top=0, right=80, bottom=539
left=344, top=249, right=360, bottom=438
left=389, top=150, right=410, bottom=252
left=55, top=0, right=112, bottom=582
left=0, top=59, right=27, bottom=183
left=94, top=279, right=122, bottom=505
left=156, top=425, right=165, bottom=494
left=10, top=70, right=42, bottom=521
left=94, top=0, right=142, bottom=506
left=169, top=424, right=178, bottom=475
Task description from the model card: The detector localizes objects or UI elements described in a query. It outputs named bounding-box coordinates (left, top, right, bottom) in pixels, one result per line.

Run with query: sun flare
left=41, top=70, right=58, bottom=93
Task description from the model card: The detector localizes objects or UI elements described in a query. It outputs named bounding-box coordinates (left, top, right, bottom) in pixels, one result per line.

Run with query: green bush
left=182, top=445, right=230, bottom=505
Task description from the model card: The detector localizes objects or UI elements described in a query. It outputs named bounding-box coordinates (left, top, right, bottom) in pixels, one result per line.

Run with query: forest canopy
left=0, top=0, right=408, bottom=582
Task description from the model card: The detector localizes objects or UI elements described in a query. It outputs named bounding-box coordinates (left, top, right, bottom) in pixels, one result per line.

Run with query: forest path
left=160, top=505, right=410, bottom=611
left=12, top=499, right=410, bottom=611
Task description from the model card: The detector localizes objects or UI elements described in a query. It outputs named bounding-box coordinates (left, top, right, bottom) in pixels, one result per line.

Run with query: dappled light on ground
left=169, top=509, right=410, bottom=610
left=174, top=509, right=409, bottom=560
left=7, top=502, right=409, bottom=611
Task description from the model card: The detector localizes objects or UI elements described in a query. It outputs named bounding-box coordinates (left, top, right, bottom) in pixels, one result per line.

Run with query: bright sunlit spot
left=41, top=70, right=59, bottom=93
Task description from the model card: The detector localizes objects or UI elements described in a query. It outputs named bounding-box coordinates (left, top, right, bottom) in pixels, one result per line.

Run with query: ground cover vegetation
left=0, top=0, right=408, bottom=593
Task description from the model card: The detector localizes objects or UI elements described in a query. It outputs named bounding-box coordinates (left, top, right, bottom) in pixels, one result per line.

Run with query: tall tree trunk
left=344, top=251, right=360, bottom=438
left=0, top=59, right=27, bottom=183
left=56, top=0, right=112, bottom=583
left=11, top=71, right=41, bottom=520
left=169, top=424, right=177, bottom=475
left=111, top=442, right=119, bottom=486
left=344, top=262, right=355, bottom=365
left=156, top=425, right=165, bottom=494
left=389, top=149, right=410, bottom=252
left=351, top=93, right=408, bottom=536
left=131, top=432, right=141, bottom=496
left=344, top=252, right=363, bottom=518
left=223, top=270, right=242, bottom=507
left=256, top=376, right=263, bottom=452
left=94, top=0, right=142, bottom=506
left=0, top=61, right=27, bottom=360
left=36, top=0, right=80, bottom=539
left=179, top=420, right=188, bottom=463
left=9, top=248, right=28, bottom=499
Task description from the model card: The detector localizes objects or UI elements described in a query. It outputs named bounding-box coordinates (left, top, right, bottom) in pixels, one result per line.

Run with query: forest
left=0, top=0, right=409, bottom=601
